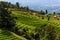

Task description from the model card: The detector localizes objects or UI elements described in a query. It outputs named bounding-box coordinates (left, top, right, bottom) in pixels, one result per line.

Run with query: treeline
left=0, top=1, right=48, bottom=14
left=0, top=1, right=58, bottom=14
left=0, top=1, right=29, bottom=10
left=0, top=1, right=60, bottom=14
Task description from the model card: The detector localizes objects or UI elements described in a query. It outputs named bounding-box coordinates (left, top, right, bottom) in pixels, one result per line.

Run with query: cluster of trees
left=0, top=6, right=16, bottom=31
left=0, top=1, right=51, bottom=15
left=0, top=1, right=29, bottom=11
left=38, top=10, right=48, bottom=15
left=0, top=1, right=16, bottom=8
left=0, top=1, right=20, bottom=9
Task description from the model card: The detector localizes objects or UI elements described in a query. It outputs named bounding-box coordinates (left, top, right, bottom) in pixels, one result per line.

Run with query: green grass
left=0, top=10, right=58, bottom=40
left=12, top=11, right=49, bottom=34
left=0, top=29, right=27, bottom=40
left=12, top=11, right=60, bottom=34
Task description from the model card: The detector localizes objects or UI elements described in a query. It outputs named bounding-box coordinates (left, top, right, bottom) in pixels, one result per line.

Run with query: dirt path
left=11, top=32, right=27, bottom=40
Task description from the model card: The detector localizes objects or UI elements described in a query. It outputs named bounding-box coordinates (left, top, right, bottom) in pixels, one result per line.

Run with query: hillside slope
left=12, top=11, right=60, bottom=34
left=0, top=29, right=27, bottom=40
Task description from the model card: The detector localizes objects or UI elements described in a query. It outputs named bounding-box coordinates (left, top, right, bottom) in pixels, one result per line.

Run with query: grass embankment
left=0, top=29, right=27, bottom=40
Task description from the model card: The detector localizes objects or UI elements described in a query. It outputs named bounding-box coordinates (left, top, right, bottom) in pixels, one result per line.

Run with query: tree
left=8, top=2, right=11, bottom=8
left=46, top=10, right=48, bottom=14
left=16, top=2, right=20, bottom=8
left=53, top=12, right=56, bottom=15
left=40, top=10, right=45, bottom=15
left=0, top=1, right=9, bottom=8
left=47, top=15, right=50, bottom=21
left=0, top=7, right=16, bottom=31
left=0, top=1, right=16, bottom=8
left=26, top=6, right=29, bottom=11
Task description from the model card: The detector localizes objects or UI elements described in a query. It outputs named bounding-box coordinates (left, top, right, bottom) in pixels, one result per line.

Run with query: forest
left=0, top=1, right=60, bottom=40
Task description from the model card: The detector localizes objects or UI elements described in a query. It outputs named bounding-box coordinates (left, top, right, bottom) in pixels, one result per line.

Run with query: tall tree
left=40, top=10, right=45, bottom=15
left=16, top=2, right=20, bottom=8
left=8, top=2, right=11, bottom=8
left=46, top=10, right=48, bottom=14
left=26, top=6, right=29, bottom=11
left=53, top=12, right=56, bottom=15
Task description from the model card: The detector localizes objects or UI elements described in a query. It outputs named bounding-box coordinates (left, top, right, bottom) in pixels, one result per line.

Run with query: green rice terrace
left=0, top=9, right=60, bottom=40
left=11, top=10, right=60, bottom=40
left=0, top=1, right=60, bottom=40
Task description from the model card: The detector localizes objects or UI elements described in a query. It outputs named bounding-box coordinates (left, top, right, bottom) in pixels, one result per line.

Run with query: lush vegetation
left=0, top=1, right=60, bottom=40
left=0, top=29, right=27, bottom=40
left=12, top=11, right=60, bottom=40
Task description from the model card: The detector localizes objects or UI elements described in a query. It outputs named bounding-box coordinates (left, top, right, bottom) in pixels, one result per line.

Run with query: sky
left=1, top=0, right=60, bottom=12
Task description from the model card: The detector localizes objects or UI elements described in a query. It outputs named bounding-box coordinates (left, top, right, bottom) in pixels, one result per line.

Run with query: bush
left=45, top=24, right=56, bottom=40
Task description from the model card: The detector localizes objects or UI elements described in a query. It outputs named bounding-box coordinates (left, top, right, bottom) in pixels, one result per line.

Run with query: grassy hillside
left=0, top=10, right=60, bottom=40
left=0, top=29, right=27, bottom=40
left=12, top=11, right=60, bottom=33
left=11, top=11, right=60, bottom=40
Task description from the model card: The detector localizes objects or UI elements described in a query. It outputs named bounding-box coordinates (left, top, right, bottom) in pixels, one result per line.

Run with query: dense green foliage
left=0, top=1, right=16, bottom=8
left=0, top=8, right=16, bottom=30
